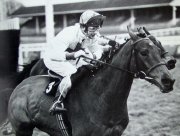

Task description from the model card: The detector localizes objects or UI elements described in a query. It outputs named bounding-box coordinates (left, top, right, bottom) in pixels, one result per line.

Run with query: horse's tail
left=30, top=59, right=48, bottom=76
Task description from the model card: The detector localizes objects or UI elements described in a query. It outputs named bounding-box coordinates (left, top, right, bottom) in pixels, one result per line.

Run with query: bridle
left=130, top=38, right=166, bottom=80
left=78, top=37, right=166, bottom=80
left=146, top=35, right=169, bottom=57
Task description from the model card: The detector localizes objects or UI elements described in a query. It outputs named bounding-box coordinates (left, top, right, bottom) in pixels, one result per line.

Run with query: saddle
left=44, top=70, right=63, bottom=96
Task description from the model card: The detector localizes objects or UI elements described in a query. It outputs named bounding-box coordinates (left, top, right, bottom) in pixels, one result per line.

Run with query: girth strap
left=56, top=114, right=70, bottom=136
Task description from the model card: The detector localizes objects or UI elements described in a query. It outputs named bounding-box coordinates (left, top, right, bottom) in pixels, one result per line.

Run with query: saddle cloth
left=44, top=70, right=62, bottom=96
left=44, top=79, right=60, bottom=96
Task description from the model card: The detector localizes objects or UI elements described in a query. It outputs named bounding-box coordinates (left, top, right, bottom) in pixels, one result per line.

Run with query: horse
left=8, top=27, right=175, bottom=136
left=0, top=60, right=38, bottom=134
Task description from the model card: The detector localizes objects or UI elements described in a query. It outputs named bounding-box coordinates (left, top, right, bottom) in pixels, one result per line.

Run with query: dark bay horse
left=8, top=28, right=175, bottom=136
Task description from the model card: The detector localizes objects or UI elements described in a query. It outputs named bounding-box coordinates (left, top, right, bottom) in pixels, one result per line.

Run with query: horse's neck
left=82, top=42, right=134, bottom=125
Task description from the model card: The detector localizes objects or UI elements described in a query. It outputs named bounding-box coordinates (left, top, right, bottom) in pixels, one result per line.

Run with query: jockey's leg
left=49, top=75, right=72, bottom=115
left=49, top=65, right=92, bottom=115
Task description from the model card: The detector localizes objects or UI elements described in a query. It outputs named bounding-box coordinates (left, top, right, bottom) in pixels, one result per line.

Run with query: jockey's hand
left=103, top=45, right=112, bottom=52
left=74, top=50, right=87, bottom=58
left=83, top=48, right=94, bottom=59
left=108, top=40, right=117, bottom=47
left=108, top=40, right=120, bottom=49
left=80, top=48, right=95, bottom=64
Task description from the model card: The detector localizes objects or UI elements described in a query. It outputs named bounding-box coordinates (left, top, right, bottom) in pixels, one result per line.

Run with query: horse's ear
left=127, top=26, right=138, bottom=41
left=143, top=27, right=151, bottom=35
left=137, top=27, right=147, bottom=36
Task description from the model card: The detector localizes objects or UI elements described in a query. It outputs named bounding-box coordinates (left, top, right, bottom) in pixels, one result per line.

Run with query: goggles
left=87, top=26, right=100, bottom=32
left=86, top=15, right=106, bottom=27
left=86, top=26, right=100, bottom=39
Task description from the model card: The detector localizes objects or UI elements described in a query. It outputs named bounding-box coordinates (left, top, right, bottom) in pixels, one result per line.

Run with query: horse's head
left=137, top=27, right=176, bottom=70
left=127, top=27, right=175, bottom=93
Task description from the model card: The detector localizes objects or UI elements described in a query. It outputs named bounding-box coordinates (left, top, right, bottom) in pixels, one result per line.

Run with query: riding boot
left=49, top=94, right=67, bottom=115
left=49, top=76, right=72, bottom=115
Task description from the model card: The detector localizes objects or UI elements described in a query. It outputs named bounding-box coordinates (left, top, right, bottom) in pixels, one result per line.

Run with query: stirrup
left=49, top=101, right=66, bottom=115
left=54, top=104, right=67, bottom=113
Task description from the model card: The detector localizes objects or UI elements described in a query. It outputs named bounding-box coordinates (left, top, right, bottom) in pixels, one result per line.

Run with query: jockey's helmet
left=79, top=10, right=106, bottom=38
left=80, top=10, right=105, bottom=27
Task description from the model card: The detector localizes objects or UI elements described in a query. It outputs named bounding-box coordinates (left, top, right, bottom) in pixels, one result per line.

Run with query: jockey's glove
left=66, top=50, right=86, bottom=60
left=103, top=45, right=112, bottom=52
left=108, top=40, right=121, bottom=50
left=108, top=40, right=117, bottom=47
left=74, top=50, right=87, bottom=58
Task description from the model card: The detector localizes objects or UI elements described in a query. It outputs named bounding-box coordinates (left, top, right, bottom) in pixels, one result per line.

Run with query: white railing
left=149, top=27, right=180, bottom=37
left=18, top=43, right=46, bottom=67
left=0, top=18, right=20, bottom=30
left=107, top=27, right=180, bottom=45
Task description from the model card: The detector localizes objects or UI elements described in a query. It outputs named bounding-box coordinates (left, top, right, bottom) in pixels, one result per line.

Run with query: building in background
left=0, top=0, right=20, bottom=74
left=9, top=0, right=180, bottom=65
left=0, top=0, right=7, bottom=21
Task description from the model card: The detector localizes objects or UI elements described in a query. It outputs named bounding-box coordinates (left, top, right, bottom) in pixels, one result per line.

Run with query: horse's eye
left=140, top=49, right=149, bottom=56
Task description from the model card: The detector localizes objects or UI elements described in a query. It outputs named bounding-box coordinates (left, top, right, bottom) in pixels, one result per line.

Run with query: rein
left=80, top=55, right=135, bottom=75
left=79, top=37, right=166, bottom=80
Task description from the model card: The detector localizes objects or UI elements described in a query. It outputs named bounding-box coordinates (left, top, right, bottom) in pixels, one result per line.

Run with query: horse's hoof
left=2, top=129, right=14, bottom=135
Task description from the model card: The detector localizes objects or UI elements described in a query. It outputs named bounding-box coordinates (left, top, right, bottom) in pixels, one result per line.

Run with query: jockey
left=43, top=10, right=117, bottom=114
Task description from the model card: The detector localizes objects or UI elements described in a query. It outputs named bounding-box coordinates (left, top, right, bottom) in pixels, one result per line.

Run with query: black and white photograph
left=0, top=0, right=180, bottom=136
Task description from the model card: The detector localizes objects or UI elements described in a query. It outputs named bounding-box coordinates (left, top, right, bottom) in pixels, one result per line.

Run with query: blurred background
left=0, top=0, right=180, bottom=136
left=1, top=0, right=180, bottom=68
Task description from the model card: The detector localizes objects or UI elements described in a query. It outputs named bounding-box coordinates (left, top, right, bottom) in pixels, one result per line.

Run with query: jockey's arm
left=47, top=28, right=87, bottom=61
left=96, top=35, right=118, bottom=50
left=49, top=45, right=87, bottom=61
left=90, top=44, right=104, bottom=60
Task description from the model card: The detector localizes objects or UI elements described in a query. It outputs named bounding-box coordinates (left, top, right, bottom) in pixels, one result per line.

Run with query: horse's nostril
left=162, top=79, right=170, bottom=86
left=166, top=58, right=176, bottom=70
left=161, top=78, right=175, bottom=87
left=168, top=59, right=176, bottom=65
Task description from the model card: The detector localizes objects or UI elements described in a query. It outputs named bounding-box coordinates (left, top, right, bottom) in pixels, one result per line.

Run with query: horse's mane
left=101, top=33, right=147, bottom=64
left=100, top=38, right=130, bottom=64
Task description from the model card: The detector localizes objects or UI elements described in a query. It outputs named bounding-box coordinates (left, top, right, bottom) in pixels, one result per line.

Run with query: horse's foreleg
left=16, top=132, right=32, bottom=136
left=15, top=126, right=34, bottom=136
left=12, top=121, right=34, bottom=136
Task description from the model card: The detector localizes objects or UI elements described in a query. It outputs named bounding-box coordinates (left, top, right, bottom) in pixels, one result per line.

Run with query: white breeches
left=44, top=58, right=89, bottom=98
left=44, top=58, right=90, bottom=77
left=58, top=75, right=72, bottom=98
left=44, top=58, right=77, bottom=77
